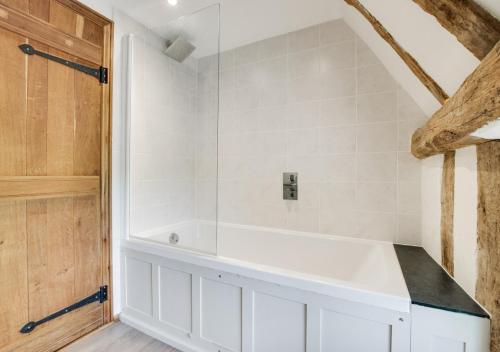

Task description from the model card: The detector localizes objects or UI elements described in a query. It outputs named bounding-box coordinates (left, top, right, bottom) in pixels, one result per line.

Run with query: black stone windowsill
left=394, top=244, right=489, bottom=319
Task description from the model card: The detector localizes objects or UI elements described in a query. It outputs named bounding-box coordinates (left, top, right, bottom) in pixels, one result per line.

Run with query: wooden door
left=0, top=1, right=112, bottom=351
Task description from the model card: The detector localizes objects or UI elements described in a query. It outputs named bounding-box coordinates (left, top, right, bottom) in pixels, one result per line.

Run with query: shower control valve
left=283, top=172, right=298, bottom=200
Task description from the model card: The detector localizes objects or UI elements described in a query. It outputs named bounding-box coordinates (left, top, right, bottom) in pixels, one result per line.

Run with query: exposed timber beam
left=411, top=40, right=500, bottom=159
left=476, top=141, right=500, bottom=351
left=412, top=0, right=500, bottom=60
left=440, top=151, right=455, bottom=276
left=344, top=0, right=449, bottom=105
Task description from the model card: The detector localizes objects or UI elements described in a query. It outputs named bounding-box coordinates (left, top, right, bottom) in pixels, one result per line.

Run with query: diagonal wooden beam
left=344, top=0, right=449, bottom=104
left=411, top=40, right=500, bottom=159
left=412, top=0, right=500, bottom=60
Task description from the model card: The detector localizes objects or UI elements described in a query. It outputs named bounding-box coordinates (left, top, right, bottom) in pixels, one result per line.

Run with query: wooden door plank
left=74, top=68, right=101, bottom=176
left=0, top=27, right=27, bottom=176
left=46, top=197, right=75, bottom=313
left=0, top=3, right=102, bottom=64
left=47, top=47, right=75, bottom=176
left=75, top=14, right=84, bottom=38
left=28, top=0, right=49, bottom=22
left=0, top=303, right=103, bottom=352
left=49, top=0, right=77, bottom=37
left=476, top=141, right=500, bottom=351
left=74, top=195, right=101, bottom=300
left=0, top=0, right=27, bottom=13
left=0, top=201, right=28, bottom=350
left=27, top=39, right=48, bottom=177
left=55, top=0, right=111, bottom=27
left=26, top=199, right=49, bottom=322
left=0, top=176, right=99, bottom=200
left=82, top=18, right=103, bottom=47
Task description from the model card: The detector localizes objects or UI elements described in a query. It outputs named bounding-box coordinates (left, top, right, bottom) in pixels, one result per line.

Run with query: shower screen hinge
left=19, top=285, right=108, bottom=334
left=19, top=44, right=109, bottom=84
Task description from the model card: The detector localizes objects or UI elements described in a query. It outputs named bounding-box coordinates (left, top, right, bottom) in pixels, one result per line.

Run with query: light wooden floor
left=61, top=322, right=181, bottom=352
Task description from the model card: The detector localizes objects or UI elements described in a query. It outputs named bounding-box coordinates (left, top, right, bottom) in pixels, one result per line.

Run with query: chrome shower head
left=163, top=36, right=196, bottom=63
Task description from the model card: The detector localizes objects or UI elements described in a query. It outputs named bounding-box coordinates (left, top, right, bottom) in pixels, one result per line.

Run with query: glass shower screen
left=127, top=4, right=220, bottom=254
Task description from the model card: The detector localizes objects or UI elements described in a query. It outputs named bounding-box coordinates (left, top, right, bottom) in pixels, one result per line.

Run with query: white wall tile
left=357, top=212, right=397, bottom=241
left=320, top=69, right=356, bottom=99
left=319, top=41, right=356, bottom=72
left=357, top=64, right=398, bottom=94
left=356, top=183, right=397, bottom=212
left=287, top=102, right=321, bottom=129
left=288, top=25, right=320, bottom=53
left=357, top=153, right=397, bottom=182
left=319, top=97, right=356, bottom=127
left=287, top=129, right=319, bottom=156
left=319, top=126, right=357, bottom=154
left=258, top=34, right=288, bottom=60
left=356, top=40, right=381, bottom=67
left=288, top=49, right=320, bottom=79
left=357, top=122, right=398, bottom=152
left=357, top=92, right=397, bottom=123
left=235, top=42, right=260, bottom=66
left=320, top=20, right=356, bottom=45
left=212, top=19, right=421, bottom=244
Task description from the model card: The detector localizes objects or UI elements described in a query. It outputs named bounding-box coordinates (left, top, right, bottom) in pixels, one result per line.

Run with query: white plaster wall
left=453, top=148, right=478, bottom=297
left=475, top=0, right=500, bottom=19
left=420, top=148, right=479, bottom=298
left=420, top=154, right=443, bottom=263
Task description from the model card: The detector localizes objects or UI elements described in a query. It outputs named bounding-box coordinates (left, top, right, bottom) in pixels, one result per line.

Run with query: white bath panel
left=411, top=304, right=490, bottom=352
left=431, top=336, right=466, bottom=352
left=125, top=257, right=153, bottom=316
left=320, top=309, right=391, bottom=352
left=158, top=266, right=192, bottom=333
left=200, top=278, right=242, bottom=352
left=253, top=292, right=306, bottom=352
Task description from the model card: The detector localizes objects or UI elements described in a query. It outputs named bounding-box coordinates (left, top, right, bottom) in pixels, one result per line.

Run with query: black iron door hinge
left=20, top=285, right=108, bottom=334
left=19, top=44, right=108, bottom=84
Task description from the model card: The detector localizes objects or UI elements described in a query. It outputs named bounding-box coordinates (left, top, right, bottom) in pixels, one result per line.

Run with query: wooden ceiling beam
left=344, top=0, right=449, bottom=105
left=412, top=0, right=500, bottom=60
left=411, top=40, right=500, bottom=159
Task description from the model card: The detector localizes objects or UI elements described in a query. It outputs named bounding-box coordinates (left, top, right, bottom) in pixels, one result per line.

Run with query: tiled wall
left=206, top=19, right=424, bottom=244
left=130, top=36, right=199, bottom=235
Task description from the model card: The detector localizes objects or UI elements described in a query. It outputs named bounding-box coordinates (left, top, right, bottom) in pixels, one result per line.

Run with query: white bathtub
left=121, top=223, right=411, bottom=352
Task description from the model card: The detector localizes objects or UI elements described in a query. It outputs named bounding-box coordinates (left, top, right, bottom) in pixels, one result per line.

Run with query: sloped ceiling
left=106, top=0, right=343, bottom=55
left=84, top=0, right=498, bottom=120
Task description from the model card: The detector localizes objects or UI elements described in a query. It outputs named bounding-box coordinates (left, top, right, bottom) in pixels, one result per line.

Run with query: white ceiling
left=108, top=0, right=343, bottom=56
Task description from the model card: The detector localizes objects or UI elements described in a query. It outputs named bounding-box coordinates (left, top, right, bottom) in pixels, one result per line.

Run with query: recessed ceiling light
left=168, top=0, right=178, bottom=6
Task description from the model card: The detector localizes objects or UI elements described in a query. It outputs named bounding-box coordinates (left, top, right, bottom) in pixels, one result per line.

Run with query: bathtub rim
left=121, top=230, right=410, bottom=313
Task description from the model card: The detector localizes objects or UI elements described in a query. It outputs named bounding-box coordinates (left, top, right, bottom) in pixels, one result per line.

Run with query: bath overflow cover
left=169, top=233, right=179, bottom=244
